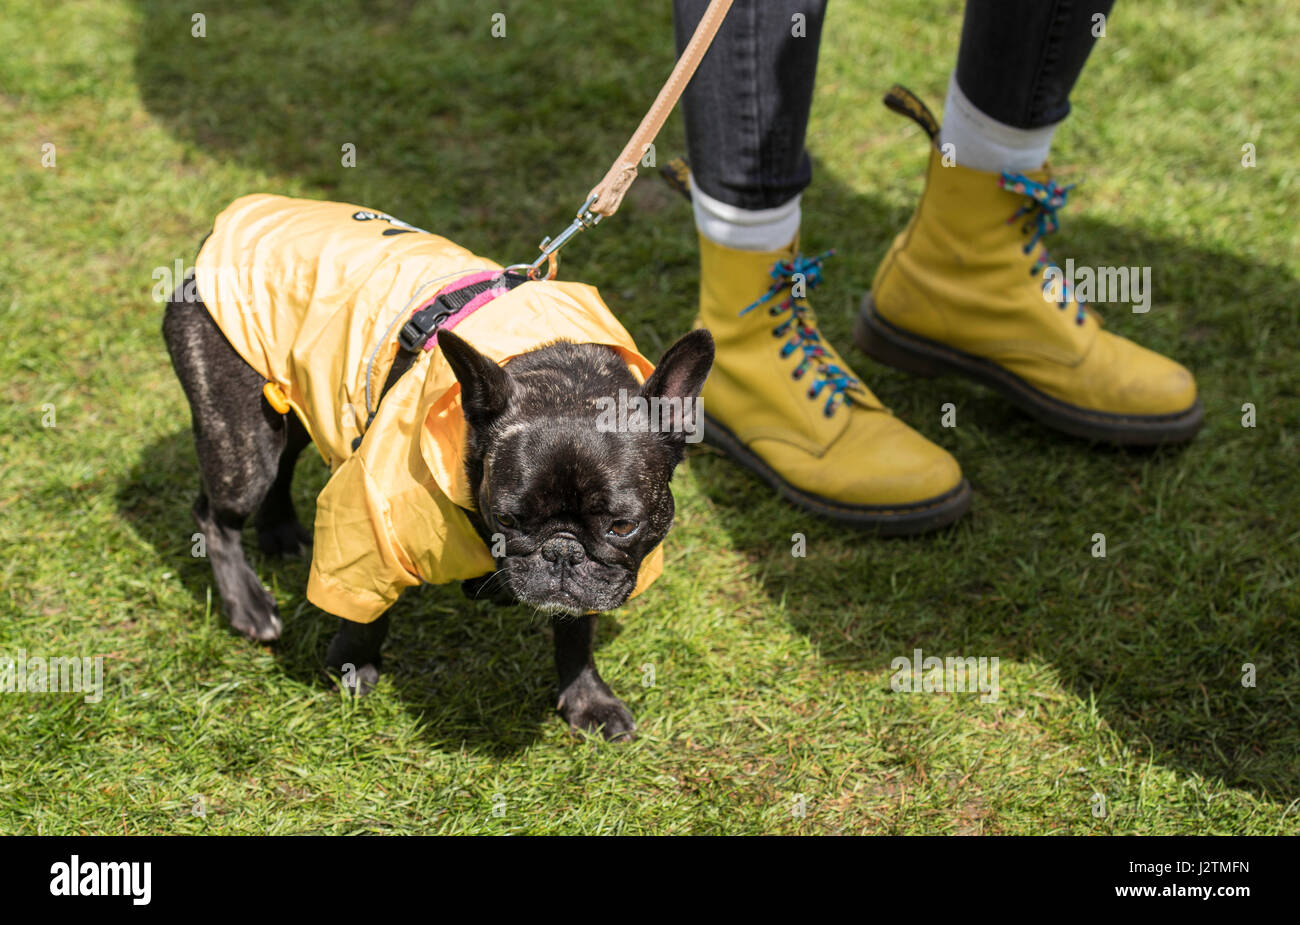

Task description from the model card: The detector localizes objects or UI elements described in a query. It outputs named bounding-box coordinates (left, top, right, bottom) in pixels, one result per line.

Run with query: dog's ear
left=640, top=329, right=714, bottom=444
left=438, top=330, right=513, bottom=428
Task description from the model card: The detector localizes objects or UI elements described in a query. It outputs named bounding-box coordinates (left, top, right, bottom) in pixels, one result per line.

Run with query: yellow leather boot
left=696, top=232, right=970, bottom=533
left=856, top=88, right=1202, bottom=445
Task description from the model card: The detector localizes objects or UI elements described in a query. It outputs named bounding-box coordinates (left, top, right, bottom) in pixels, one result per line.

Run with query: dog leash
left=504, top=0, right=734, bottom=282
left=353, top=0, right=733, bottom=451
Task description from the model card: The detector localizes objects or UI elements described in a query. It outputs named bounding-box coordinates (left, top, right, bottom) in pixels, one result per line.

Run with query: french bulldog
left=162, top=221, right=713, bottom=742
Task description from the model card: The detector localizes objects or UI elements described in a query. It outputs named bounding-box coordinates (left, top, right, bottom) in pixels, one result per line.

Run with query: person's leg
left=859, top=2, right=1203, bottom=445
left=957, top=0, right=1115, bottom=129
left=673, top=0, right=971, bottom=532
left=674, top=0, right=821, bottom=248
left=939, top=0, right=1114, bottom=173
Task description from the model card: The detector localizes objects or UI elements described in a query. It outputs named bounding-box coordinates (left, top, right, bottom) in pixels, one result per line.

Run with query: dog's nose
left=540, top=536, right=586, bottom=566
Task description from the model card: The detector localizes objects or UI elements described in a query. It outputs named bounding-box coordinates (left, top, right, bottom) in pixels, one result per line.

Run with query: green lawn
left=1, top=0, right=1297, bottom=834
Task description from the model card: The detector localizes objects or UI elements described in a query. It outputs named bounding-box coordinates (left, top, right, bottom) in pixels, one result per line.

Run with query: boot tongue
left=796, top=305, right=886, bottom=412
left=696, top=235, right=887, bottom=454
left=997, top=167, right=1098, bottom=334
left=745, top=251, right=887, bottom=417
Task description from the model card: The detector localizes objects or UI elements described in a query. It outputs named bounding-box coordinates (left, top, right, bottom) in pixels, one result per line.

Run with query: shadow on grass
left=132, top=0, right=1299, bottom=793
left=116, top=428, right=627, bottom=758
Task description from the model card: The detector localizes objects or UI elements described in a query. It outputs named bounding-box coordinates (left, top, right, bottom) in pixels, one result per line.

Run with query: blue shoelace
left=739, top=250, right=859, bottom=417
left=999, top=172, right=1088, bottom=325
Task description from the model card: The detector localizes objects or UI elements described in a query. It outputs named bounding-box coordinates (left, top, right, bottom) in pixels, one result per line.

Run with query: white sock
left=939, top=72, right=1058, bottom=173
left=690, top=174, right=801, bottom=252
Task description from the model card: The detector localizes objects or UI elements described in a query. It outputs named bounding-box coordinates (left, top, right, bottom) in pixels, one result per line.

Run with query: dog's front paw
left=227, top=573, right=283, bottom=642
left=326, top=662, right=381, bottom=697
left=558, top=675, right=636, bottom=742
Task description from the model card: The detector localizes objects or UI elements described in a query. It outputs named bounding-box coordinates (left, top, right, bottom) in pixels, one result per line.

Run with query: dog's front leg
left=554, top=615, right=635, bottom=742
left=324, top=614, right=390, bottom=695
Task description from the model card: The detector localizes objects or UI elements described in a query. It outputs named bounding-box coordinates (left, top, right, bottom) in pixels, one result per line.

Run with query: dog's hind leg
left=163, top=287, right=286, bottom=642
left=256, top=413, right=313, bottom=557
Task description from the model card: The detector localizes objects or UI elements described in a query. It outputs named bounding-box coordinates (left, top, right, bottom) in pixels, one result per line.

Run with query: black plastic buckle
left=397, top=305, right=452, bottom=353
left=396, top=272, right=527, bottom=354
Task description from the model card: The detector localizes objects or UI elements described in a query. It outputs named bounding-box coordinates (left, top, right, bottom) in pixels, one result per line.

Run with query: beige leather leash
left=507, top=0, right=734, bottom=281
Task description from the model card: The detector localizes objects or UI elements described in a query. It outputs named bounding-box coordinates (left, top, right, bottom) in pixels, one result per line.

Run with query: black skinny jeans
left=674, top=0, right=1115, bottom=209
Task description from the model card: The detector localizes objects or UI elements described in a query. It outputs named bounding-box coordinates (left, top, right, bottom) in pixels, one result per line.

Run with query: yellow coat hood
left=194, top=193, right=662, bottom=622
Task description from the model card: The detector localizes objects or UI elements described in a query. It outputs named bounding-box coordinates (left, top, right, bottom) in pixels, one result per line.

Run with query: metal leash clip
left=505, top=193, right=603, bottom=281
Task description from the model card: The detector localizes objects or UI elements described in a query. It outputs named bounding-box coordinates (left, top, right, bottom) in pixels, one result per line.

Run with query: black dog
left=163, top=233, right=712, bottom=742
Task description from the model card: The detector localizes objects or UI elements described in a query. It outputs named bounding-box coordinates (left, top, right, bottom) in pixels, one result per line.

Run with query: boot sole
left=854, top=293, right=1204, bottom=446
left=701, top=412, right=972, bottom=535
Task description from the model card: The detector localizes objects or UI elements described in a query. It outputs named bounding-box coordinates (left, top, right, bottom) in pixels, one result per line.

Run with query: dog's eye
left=496, top=512, right=517, bottom=529
left=608, top=519, right=639, bottom=538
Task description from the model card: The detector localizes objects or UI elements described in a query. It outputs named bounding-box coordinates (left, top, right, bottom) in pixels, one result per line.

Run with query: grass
left=0, top=0, right=1297, bottom=834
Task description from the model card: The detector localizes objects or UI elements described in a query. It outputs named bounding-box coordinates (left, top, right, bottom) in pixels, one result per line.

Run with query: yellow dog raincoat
left=194, top=194, right=662, bottom=622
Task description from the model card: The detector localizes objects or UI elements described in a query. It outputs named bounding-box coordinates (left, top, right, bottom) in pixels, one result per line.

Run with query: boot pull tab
left=883, top=85, right=939, bottom=142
